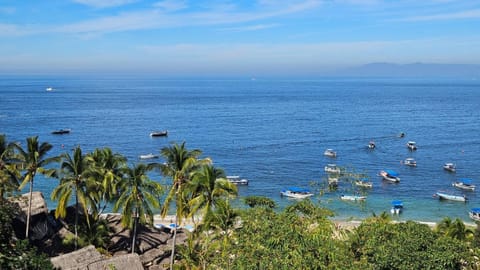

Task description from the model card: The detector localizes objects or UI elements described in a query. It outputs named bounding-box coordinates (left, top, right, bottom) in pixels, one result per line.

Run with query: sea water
left=1, top=76, right=479, bottom=223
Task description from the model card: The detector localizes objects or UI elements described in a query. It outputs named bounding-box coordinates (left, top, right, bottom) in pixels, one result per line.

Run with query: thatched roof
left=10, top=191, right=48, bottom=217
left=87, top=254, right=143, bottom=270
left=50, top=245, right=103, bottom=270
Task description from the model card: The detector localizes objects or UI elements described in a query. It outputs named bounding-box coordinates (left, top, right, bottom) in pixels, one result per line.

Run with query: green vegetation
left=0, top=135, right=479, bottom=269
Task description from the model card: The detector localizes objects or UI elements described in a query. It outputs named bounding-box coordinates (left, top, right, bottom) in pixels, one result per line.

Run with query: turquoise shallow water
left=1, top=76, right=479, bottom=223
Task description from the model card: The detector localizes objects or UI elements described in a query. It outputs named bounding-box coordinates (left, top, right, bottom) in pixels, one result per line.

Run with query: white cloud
left=153, top=0, right=188, bottom=12
left=219, top=23, right=280, bottom=32
left=72, top=0, right=137, bottom=9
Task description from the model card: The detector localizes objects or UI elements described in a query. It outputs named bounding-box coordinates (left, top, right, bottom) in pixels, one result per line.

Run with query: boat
left=469, top=208, right=480, bottom=221
left=434, top=192, right=467, bottom=202
left=226, top=176, right=249, bottom=185
left=398, top=132, right=405, bottom=138
left=150, top=130, right=168, bottom=137
left=328, top=176, right=339, bottom=186
left=51, top=129, right=71, bottom=135
left=340, top=195, right=366, bottom=201
left=280, top=187, right=314, bottom=199
left=406, top=141, right=417, bottom=150
left=355, top=178, right=373, bottom=188
left=391, top=200, right=403, bottom=215
left=404, top=158, right=417, bottom=167
left=443, top=163, right=456, bottom=172
left=367, top=141, right=376, bottom=149
left=324, top=149, right=337, bottom=158
left=46, top=87, right=53, bottom=91
left=139, top=153, right=159, bottom=159
left=324, top=164, right=340, bottom=174
left=379, top=170, right=400, bottom=183
left=452, top=178, right=475, bottom=191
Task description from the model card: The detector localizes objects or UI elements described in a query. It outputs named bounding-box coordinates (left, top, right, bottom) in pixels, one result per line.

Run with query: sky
left=1, top=0, right=479, bottom=77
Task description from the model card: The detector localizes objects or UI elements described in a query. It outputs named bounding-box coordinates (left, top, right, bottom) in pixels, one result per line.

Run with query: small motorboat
left=139, top=153, right=159, bottom=159
left=226, top=176, right=249, bottom=185
left=150, top=130, right=168, bottom=137
left=46, top=87, right=53, bottom=91
left=404, top=158, right=417, bottom=167
left=379, top=170, right=400, bottom=183
left=469, top=208, right=480, bottom=222
left=51, top=129, right=71, bottom=135
left=355, top=178, right=373, bottom=188
left=452, top=178, right=475, bottom=191
left=324, top=149, right=337, bottom=158
left=434, top=192, right=467, bottom=202
left=340, top=194, right=366, bottom=201
left=391, top=200, right=403, bottom=215
left=280, top=187, right=314, bottom=199
left=367, top=141, right=376, bottom=149
left=443, top=163, right=456, bottom=172
left=328, top=176, right=339, bottom=186
left=406, top=141, right=417, bottom=151
left=324, top=164, right=340, bottom=174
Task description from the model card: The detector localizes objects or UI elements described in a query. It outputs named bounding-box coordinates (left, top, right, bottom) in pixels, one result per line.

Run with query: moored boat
left=324, top=164, right=340, bottom=174
left=434, top=192, right=467, bottom=202
left=355, top=178, right=373, bottom=188
left=324, top=149, right=337, bottom=158
left=328, top=176, right=339, bottom=186
left=404, top=158, right=417, bottom=167
left=367, top=141, right=376, bottom=149
left=379, top=170, right=400, bottom=183
left=46, top=87, right=53, bottom=91
left=391, top=200, right=403, bottom=215
left=443, top=163, right=456, bottom=172
left=51, top=129, right=71, bottom=135
left=340, top=194, right=366, bottom=201
left=280, top=187, right=314, bottom=199
left=406, top=141, right=417, bottom=150
left=469, top=208, right=480, bottom=221
left=226, top=176, right=249, bottom=185
left=150, top=130, right=168, bottom=137
left=139, top=153, right=159, bottom=159
left=452, top=178, right=475, bottom=191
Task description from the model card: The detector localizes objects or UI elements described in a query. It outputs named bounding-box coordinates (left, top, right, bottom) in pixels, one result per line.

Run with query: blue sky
left=1, top=0, right=479, bottom=76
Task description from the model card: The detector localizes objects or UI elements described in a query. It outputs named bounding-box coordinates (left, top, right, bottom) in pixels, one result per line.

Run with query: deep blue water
left=1, top=77, right=480, bottom=223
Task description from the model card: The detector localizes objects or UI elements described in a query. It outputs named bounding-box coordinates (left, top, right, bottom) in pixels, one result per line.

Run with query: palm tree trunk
left=169, top=214, right=178, bottom=270
left=25, top=178, right=33, bottom=239
left=75, top=190, right=79, bottom=250
left=132, top=209, right=138, bottom=254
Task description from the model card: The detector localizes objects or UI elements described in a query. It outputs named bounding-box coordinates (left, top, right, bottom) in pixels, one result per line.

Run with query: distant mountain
left=334, top=63, right=480, bottom=78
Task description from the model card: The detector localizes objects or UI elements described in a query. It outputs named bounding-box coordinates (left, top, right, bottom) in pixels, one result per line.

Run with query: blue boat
left=380, top=170, right=400, bottom=183
left=391, top=200, right=403, bottom=215
left=280, top=187, right=314, bottom=199
left=469, top=208, right=480, bottom=221
left=452, top=178, right=475, bottom=191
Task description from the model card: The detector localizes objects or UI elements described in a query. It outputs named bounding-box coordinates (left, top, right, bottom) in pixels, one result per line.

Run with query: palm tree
left=113, top=163, right=163, bottom=254
left=437, top=217, right=474, bottom=240
left=0, top=135, right=20, bottom=200
left=51, top=146, right=96, bottom=250
left=89, top=147, right=127, bottom=217
left=187, top=165, right=237, bottom=225
left=159, top=142, right=209, bottom=270
left=12, top=136, right=58, bottom=239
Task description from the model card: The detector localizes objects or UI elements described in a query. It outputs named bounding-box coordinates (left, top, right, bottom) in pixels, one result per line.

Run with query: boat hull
left=435, top=192, right=467, bottom=202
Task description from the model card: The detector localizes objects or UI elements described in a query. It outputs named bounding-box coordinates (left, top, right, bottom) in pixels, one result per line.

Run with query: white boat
left=355, top=178, right=373, bottom=188
left=391, top=200, right=403, bottom=215
left=340, top=195, right=366, bottom=201
left=46, top=87, right=53, bottom=91
left=328, top=177, right=339, bottom=186
left=324, top=149, right=337, bottom=158
left=226, top=176, right=249, bottom=185
left=452, top=178, right=475, bottom=191
left=469, top=208, right=480, bottom=221
left=324, top=164, right=340, bottom=174
left=404, top=158, right=417, bottom=167
left=406, top=141, right=417, bottom=150
left=280, top=187, right=314, bottom=199
left=443, top=163, right=456, bottom=172
left=379, top=170, right=400, bottom=183
left=367, top=141, right=376, bottom=149
left=434, top=192, right=467, bottom=202
left=139, top=153, right=159, bottom=159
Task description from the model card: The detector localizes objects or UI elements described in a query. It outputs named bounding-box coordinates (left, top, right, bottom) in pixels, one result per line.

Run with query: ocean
left=1, top=76, right=479, bottom=223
